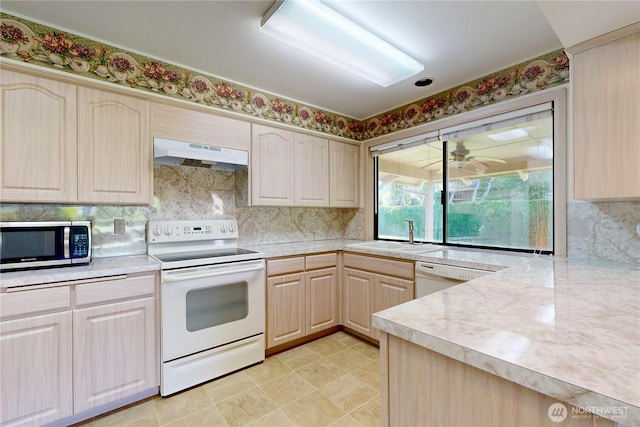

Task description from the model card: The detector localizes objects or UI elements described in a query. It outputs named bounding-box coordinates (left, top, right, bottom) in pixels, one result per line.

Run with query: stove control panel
left=146, top=220, right=239, bottom=243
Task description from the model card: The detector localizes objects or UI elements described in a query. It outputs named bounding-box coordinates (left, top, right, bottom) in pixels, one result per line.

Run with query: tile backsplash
left=567, top=200, right=639, bottom=264
left=0, top=165, right=364, bottom=257
left=1, top=166, right=637, bottom=263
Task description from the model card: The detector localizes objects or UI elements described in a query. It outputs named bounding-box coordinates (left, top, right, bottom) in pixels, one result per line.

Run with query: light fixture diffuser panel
left=260, top=0, right=424, bottom=87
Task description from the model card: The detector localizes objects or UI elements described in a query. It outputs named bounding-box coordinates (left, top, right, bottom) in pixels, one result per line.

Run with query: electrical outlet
left=114, top=219, right=126, bottom=235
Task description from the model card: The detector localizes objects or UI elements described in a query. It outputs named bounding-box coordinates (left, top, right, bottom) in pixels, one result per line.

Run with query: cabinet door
left=77, top=87, right=151, bottom=204
left=1, top=312, right=73, bottom=427
left=572, top=31, right=640, bottom=200
left=306, top=267, right=338, bottom=334
left=251, top=124, right=295, bottom=206
left=342, top=268, right=375, bottom=338
left=295, top=134, right=329, bottom=206
left=73, top=297, right=156, bottom=412
left=0, top=69, right=78, bottom=203
left=373, top=275, right=414, bottom=340
left=329, top=141, right=360, bottom=207
left=266, top=273, right=306, bottom=348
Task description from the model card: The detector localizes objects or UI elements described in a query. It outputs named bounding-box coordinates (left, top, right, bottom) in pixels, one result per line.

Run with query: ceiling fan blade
left=469, top=158, right=488, bottom=173
left=472, top=156, right=507, bottom=164
left=420, top=159, right=443, bottom=169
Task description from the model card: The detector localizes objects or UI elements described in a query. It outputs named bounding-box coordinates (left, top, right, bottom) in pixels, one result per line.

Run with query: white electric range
left=147, top=219, right=265, bottom=396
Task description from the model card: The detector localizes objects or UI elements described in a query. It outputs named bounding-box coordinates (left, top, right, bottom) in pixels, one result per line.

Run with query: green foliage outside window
left=378, top=199, right=551, bottom=250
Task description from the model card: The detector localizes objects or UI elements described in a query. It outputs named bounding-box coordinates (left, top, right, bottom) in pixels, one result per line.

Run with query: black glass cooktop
left=154, top=248, right=259, bottom=263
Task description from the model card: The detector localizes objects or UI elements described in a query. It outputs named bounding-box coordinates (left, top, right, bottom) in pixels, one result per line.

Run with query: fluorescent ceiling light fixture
left=487, top=128, right=529, bottom=141
left=260, top=0, right=424, bottom=87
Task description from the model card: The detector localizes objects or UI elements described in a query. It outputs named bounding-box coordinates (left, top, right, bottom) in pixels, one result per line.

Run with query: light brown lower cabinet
left=0, top=311, right=74, bottom=426
left=0, top=272, right=158, bottom=426
left=305, top=267, right=339, bottom=335
left=73, top=297, right=156, bottom=412
left=380, top=333, right=614, bottom=427
left=342, top=268, right=375, bottom=337
left=267, top=272, right=306, bottom=348
left=266, top=253, right=339, bottom=349
left=342, top=253, right=414, bottom=340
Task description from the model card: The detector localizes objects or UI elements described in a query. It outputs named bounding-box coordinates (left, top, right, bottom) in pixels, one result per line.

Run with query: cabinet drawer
left=267, top=257, right=305, bottom=276
left=305, top=253, right=337, bottom=270
left=343, top=253, right=414, bottom=280
left=74, top=274, right=156, bottom=306
left=0, top=286, right=71, bottom=319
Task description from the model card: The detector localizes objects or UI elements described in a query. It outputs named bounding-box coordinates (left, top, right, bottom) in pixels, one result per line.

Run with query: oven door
left=161, top=259, right=265, bottom=361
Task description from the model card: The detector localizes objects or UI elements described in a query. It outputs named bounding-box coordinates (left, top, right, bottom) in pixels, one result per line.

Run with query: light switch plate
left=114, top=219, right=126, bottom=234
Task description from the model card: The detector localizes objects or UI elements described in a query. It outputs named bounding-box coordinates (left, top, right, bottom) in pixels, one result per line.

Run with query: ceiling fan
left=421, top=141, right=506, bottom=174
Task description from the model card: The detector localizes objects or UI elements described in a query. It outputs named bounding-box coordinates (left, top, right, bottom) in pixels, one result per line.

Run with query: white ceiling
left=2, top=1, right=638, bottom=120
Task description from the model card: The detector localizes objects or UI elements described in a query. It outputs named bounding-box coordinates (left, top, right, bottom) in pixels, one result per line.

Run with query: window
left=374, top=103, right=556, bottom=254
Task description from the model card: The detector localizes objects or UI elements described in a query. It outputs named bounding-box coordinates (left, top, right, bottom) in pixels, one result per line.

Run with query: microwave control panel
left=71, top=226, right=91, bottom=258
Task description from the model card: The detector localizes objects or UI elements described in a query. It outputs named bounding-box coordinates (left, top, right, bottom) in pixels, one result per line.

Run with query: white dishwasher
left=415, top=261, right=492, bottom=298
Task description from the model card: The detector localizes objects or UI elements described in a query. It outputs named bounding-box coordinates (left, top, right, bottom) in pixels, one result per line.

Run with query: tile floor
left=77, top=332, right=381, bottom=427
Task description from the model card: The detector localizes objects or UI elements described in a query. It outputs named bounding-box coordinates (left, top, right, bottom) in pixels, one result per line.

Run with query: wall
left=0, top=165, right=364, bottom=257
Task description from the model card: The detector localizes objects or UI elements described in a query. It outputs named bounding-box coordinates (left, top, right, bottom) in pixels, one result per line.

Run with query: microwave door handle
left=63, top=226, right=70, bottom=259
left=163, top=264, right=264, bottom=283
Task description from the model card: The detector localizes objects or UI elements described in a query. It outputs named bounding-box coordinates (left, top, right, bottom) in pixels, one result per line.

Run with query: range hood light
left=154, top=138, right=248, bottom=170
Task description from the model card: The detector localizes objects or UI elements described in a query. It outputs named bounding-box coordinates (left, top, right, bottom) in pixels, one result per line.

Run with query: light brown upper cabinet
left=251, top=124, right=360, bottom=207
left=569, top=25, right=640, bottom=201
left=78, top=87, right=151, bottom=204
left=251, top=124, right=296, bottom=206
left=0, top=68, right=152, bottom=205
left=329, top=140, right=360, bottom=207
left=150, top=102, right=250, bottom=151
left=251, top=124, right=330, bottom=207
left=295, top=134, right=330, bottom=206
left=0, top=69, right=78, bottom=203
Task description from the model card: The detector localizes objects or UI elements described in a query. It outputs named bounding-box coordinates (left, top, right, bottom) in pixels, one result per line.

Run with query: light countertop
left=0, top=255, right=160, bottom=289
left=373, top=252, right=640, bottom=425
left=245, top=239, right=364, bottom=258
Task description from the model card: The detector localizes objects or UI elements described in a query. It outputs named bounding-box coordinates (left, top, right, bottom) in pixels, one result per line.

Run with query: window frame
left=365, top=87, right=568, bottom=256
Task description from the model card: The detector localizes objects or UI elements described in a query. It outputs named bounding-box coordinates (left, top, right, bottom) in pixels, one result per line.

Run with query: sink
left=348, top=241, right=444, bottom=253
left=350, top=241, right=404, bottom=250
left=397, top=244, right=442, bottom=253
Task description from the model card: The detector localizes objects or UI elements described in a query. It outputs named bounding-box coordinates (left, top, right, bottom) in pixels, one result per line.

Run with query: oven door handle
left=163, top=264, right=264, bottom=283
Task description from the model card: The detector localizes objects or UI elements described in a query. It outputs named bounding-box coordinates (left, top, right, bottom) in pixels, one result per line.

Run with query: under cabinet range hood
left=153, top=138, right=248, bottom=170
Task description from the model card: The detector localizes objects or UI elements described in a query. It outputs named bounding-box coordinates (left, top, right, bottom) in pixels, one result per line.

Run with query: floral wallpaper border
left=1, top=13, right=569, bottom=141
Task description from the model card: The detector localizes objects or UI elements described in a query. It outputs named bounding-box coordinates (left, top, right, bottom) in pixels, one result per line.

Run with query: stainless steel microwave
left=0, top=221, right=91, bottom=271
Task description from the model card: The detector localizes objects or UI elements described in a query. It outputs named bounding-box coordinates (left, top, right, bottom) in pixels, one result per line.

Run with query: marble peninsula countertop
left=372, top=251, right=640, bottom=425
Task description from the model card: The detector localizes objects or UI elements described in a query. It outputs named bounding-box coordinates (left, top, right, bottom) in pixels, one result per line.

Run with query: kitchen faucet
left=404, top=220, right=414, bottom=244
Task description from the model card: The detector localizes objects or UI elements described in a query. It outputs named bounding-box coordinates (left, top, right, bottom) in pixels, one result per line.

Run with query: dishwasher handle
left=416, top=262, right=492, bottom=281
left=415, top=262, right=440, bottom=277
